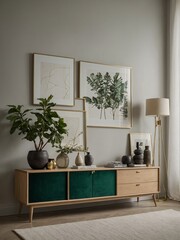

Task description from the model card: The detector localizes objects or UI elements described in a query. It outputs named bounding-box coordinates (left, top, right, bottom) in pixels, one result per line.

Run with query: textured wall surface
left=0, top=0, right=166, bottom=215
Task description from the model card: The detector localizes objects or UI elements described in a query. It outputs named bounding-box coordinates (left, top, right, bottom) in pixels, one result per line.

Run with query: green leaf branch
left=85, top=72, right=128, bottom=120
left=7, top=95, right=68, bottom=151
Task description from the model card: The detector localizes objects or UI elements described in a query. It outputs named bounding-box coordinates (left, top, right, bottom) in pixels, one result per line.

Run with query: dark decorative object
left=27, top=150, right=49, bottom=169
left=128, top=163, right=134, bottom=167
left=122, top=155, right=132, bottom=166
left=133, top=142, right=143, bottom=164
left=85, top=152, right=94, bottom=166
left=144, top=146, right=151, bottom=166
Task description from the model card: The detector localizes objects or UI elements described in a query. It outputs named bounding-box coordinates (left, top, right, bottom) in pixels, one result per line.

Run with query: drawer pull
left=136, top=184, right=140, bottom=186
left=136, top=171, right=140, bottom=173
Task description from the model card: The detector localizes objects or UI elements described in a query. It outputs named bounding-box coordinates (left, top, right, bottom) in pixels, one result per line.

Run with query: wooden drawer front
left=117, top=169, right=158, bottom=184
left=117, top=182, right=158, bottom=197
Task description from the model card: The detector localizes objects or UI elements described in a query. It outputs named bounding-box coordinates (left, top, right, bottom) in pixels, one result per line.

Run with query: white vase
left=75, top=152, right=84, bottom=166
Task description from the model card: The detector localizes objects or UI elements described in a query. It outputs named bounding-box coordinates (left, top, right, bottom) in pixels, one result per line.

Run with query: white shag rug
left=14, top=209, right=180, bottom=240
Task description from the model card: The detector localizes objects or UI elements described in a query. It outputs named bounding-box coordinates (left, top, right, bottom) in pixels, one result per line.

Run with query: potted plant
left=7, top=95, right=67, bottom=169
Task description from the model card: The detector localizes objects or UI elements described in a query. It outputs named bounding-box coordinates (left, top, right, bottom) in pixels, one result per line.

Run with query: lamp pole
left=146, top=98, right=169, bottom=199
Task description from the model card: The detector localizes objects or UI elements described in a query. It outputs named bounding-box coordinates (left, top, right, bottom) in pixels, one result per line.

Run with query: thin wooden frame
left=54, top=98, right=85, bottom=111
left=79, top=61, right=132, bottom=128
left=129, top=133, right=152, bottom=159
left=55, top=109, right=87, bottom=151
left=33, top=53, right=75, bottom=106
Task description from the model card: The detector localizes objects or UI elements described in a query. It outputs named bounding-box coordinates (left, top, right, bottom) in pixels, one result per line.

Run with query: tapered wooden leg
left=29, top=206, right=34, bottom=223
left=18, top=203, right=23, bottom=215
left=152, top=194, right=157, bottom=207
left=137, top=197, right=139, bottom=202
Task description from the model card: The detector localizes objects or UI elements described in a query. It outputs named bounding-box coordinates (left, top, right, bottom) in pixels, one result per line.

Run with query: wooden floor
left=0, top=199, right=179, bottom=240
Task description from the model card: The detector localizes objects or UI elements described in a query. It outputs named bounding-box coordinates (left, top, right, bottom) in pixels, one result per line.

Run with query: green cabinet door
left=93, top=170, right=116, bottom=197
left=70, top=170, right=116, bottom=200
left=29, top=172, right=67, bottom=203
left=70, top=171, right=92, bottom=199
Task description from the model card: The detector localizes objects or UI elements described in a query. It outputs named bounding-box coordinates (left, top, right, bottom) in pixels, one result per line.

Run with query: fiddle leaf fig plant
left=7, top=95, right=68, bottom=151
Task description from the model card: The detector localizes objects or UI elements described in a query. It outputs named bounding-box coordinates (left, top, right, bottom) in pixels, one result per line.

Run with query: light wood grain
left=16, top=166, right=159, bottom=173
left=15, top=167, right=160, bottom=222
left=117, top=182, right=158, bottom=197
left=15, top=170, right=28, bottom=205
left=117, top=168, right=158, bottom=184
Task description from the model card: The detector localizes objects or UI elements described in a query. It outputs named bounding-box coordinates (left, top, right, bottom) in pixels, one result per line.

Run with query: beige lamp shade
left=146, top=98, right=170, bottom=116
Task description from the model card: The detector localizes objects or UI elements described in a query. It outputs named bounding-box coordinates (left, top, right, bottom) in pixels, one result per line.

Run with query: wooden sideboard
left=15, top=167, right=159, bottom=222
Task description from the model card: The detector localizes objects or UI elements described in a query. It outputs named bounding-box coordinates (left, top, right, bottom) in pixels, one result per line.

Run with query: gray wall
left=0, top=0, right=167, bottom=215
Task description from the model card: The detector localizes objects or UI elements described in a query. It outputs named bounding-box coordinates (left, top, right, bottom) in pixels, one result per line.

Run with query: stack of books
left=71, top=165, right=97, bottom=169
left=105, top=162, right=127, bottom=168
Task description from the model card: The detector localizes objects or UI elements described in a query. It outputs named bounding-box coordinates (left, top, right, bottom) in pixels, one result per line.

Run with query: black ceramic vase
left=85, top=152, right=94, bottom=166
left=133, top=142, right=143, bottom=164
left=27, top=150, right=49, bottom=169
left=143, top=146, right=151, bottom=166
left=122, top=155, right=132, bottom=165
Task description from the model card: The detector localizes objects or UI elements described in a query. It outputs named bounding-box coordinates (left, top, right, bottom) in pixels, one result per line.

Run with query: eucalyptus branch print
left=85, top=72, right=128, bottom=120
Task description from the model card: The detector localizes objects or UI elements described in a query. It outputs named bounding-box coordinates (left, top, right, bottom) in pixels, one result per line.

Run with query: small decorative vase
left=27, top=150, right=49, bottom=169
left=122, top=155, right=132, bottom=165
left=144, top=146, right=151, bottom=166
left=56, top=152, right=69, bottom=168
left=75, top=152, right=84, bottom=166
left=133, top=142, right=143, bottom=164
left=52, top=159, right=57, bottom=169
left=46, top=159, right=54, bottom=170
left=85, top=152, right=94, bottom=166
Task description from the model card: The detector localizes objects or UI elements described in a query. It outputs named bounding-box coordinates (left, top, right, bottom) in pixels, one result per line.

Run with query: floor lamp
left=146, top=98, right=169, bottom=198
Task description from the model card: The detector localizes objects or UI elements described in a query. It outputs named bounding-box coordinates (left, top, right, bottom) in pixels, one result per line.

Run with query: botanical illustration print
left=85, top=72, right=128, bottom=120
left=40, top=62, right=70, bottom=101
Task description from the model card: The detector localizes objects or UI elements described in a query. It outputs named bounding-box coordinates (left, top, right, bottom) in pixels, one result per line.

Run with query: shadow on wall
left=0, top=108, right=30, bottom=166
left=0, top=108, right=29, bottom=210
left=0, top=108, right=9, bottom=154
left=132, top=104, right=142, bottom=122
left=114, top=133, right=131, bottom=163
left=28, top=53, right=33, bottom=104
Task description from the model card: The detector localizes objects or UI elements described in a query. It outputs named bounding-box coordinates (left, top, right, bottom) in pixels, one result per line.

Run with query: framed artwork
left=33, top=54, right=75, bottom=106
left=55, top=110, right=87, bottom=151
left=55, top=98, right=85, bottom=111
left=79, top=61, right=132, bottom=128
left=129, top=133, right=152, bottom=159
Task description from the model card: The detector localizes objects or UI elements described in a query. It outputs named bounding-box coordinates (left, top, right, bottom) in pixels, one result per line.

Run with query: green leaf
left=8, top=108, right=18, bottom=114
left=85, top=97, right=92, bottom=104
left=47, top=95, right=53, bottom=102
left=50, top=111, right=59, bottom=118
left=10, top=127, right=17, bottom=134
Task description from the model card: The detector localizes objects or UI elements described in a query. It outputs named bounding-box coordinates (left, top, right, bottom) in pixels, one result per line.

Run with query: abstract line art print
left=33, top=54, right=74, bottom=106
